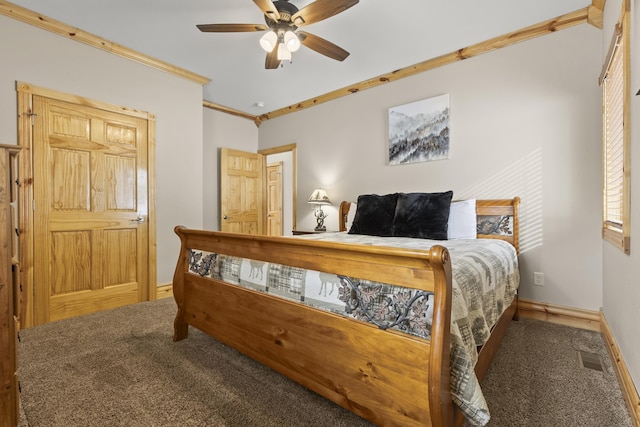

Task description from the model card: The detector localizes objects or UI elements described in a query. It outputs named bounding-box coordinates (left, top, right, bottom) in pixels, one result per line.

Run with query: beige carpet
left=473, top=318, right=633, bottom=426
left=17, top=298, right=372, bottom=427
left=17, top=298, right=633, bottom=426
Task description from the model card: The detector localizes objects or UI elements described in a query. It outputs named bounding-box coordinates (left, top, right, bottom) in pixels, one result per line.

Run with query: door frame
left=258, top=143, right=297, bottom=232
left=16, top=82, right=157, bottom=328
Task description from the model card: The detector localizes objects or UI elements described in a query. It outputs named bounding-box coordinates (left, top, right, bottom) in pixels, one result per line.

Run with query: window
left=600, top=10, right=630, bottom=254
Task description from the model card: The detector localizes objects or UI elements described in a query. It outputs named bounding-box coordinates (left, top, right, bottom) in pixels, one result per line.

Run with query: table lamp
left=307, top=188, right=331, bottom=231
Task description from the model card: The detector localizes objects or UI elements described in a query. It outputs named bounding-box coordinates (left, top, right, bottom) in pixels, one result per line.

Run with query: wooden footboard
left=172, top=228, right=454, bottom=426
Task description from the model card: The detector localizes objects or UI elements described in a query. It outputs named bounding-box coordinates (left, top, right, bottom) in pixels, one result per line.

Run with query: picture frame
left=388, top=94, right=450, bottom=165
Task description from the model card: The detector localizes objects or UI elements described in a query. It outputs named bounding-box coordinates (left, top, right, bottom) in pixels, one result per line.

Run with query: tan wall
left=0, top=15, right=204, bottom=285
left=258, top=24, right=603, bottom=314
left=602, top=0, right=640, bottom=402
left=202, top=108, right=259, bottom=231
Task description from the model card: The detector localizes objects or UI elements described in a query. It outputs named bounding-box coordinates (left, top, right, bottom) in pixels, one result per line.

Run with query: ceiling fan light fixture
left=259, top=30, right=278, bottom=52
left=284, top=31, right=300, bottom=52
left=277, top=42, right=292, bottom=61
left=198, top=0, right=359, bottom=69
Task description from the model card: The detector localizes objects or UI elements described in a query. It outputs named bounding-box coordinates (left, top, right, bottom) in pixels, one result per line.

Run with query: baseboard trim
left=600, top=312, right=640, bottom=427
left=519, top=298, right=639, bottom=427
left=518, top=298, right=601, bottom=331
left=156, top=283, right=173, bottom=300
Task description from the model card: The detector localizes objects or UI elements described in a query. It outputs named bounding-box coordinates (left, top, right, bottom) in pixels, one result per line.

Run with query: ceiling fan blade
left=197, top=23, right=267, bottom=32
left=298, top=31, right=349, bottom=61
left=253, top=0, right=281, bottom=22
left=265, top=49, right=280, bottom=69
left=291, top=0, right=358, bottom=27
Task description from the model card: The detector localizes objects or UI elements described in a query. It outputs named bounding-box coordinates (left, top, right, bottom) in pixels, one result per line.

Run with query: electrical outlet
left=533, top=272, right=544, bottom=286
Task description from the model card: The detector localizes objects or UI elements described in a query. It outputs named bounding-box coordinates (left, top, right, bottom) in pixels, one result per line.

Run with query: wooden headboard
left=339, top=197, right=521, bottom=253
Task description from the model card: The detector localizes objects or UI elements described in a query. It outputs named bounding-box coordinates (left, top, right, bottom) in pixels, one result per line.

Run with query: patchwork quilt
left=187, top=233, right=519, bottom=426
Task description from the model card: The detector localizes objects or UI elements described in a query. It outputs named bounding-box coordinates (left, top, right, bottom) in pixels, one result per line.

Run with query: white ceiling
left=10, top=0, right=592, bottom=116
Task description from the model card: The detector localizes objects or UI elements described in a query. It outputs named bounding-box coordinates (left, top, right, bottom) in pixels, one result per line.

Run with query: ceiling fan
left=197, top=0, right=359, bottom=69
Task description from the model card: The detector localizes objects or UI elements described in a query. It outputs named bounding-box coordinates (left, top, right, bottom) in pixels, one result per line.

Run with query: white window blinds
left=603, top=32, right=624, bottom=229
left=600, top=14, right=630, bottom=254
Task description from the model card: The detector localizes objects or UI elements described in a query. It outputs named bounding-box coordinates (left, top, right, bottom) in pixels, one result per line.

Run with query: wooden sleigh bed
left=172, top=196, right=520, bottom=426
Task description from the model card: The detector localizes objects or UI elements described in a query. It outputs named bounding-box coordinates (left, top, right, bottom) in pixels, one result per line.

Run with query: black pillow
left=392, top=191, right=453, bottom=240
left=348, top=193, right=399, bottom=236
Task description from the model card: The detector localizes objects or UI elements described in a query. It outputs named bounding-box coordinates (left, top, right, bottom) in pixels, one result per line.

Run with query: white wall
left=0, top=15, right=204, bottom=285
left=602, top=0, right=640, bottom=400
left=202, top=108, right=259, bottom=231
left=259, top=24, right=603, bottom=312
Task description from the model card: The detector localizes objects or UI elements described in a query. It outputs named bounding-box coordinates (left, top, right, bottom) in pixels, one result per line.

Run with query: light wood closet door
left=33, top=96, right=149, bottom=324
left=220, top=148, right=263, bottom=234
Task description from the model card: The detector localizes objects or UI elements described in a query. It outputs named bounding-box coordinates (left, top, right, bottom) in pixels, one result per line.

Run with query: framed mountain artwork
left=388, top=94, right=450, bottom=165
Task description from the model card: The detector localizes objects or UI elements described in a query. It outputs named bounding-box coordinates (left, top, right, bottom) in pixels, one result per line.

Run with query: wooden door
left=220, top=148, right=263, bottom=234
left=32, top=96, right=149, bottom=324
left=266, top=162, right=283, bottom=236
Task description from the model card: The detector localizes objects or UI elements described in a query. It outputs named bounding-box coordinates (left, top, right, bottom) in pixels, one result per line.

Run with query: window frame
left=599, top=5, right=631, bottom=254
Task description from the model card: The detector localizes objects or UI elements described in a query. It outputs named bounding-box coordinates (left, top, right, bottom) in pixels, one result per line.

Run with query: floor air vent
left=578, top=351, right=604, bottom=371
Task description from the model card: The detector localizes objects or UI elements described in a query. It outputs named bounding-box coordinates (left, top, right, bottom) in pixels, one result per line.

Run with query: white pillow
left=448, top=199, right=477, bottom=239
left=344, top=202, right=357, bottom=231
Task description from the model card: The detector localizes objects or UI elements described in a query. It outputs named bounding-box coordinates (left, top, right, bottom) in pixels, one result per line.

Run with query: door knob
left=223, top=215, right=228, bottom=219
left=130, top=216, right=144, bottom=223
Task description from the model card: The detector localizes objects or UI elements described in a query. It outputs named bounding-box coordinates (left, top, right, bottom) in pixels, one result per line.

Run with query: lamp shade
left=277, top=42, right=292, bottom=61
left=259, top=30, right=277, bottom=52
left=284, top=31, right=301, bottom=52
left=307, top=188, right=331, bottom=205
